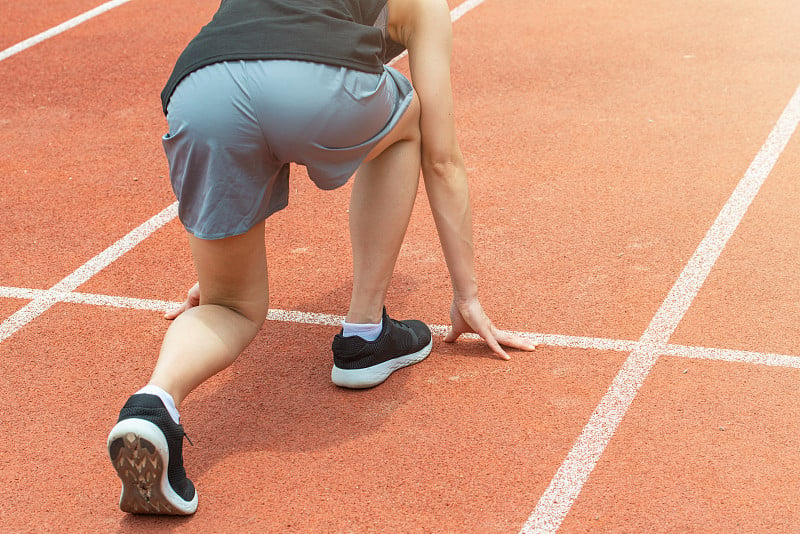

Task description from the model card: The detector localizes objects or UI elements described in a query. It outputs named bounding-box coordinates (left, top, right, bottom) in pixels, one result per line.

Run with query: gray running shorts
left=162, top=60, right=414, bottom=240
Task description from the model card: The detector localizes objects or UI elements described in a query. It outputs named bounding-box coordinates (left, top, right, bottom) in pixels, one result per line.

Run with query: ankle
left=136, top=384, right=181, bottom=425
left=342, top=318, right=383, bottom=342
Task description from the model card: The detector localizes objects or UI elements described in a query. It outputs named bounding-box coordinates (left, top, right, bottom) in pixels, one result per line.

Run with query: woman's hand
left=444, top=298, right=537, bottom=360
left=164, top=282, right=201, bottom=320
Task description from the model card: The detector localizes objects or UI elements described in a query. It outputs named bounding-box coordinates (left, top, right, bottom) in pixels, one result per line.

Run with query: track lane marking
left=2, top=285, right=800, bottom=370
left=520, top=83, right=800, bottom=533
left=0, top=203, right=178, bottom=344
left=0, top=0, right=135, bottom=63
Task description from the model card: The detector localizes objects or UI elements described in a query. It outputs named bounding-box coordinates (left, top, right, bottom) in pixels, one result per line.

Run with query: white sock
left=342, top=319, right=383, bottom=342
left=136, top=384, right=181, bottom=425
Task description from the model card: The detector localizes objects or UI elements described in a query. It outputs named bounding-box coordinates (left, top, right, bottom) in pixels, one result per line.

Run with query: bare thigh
left=188, top=221, right=269, bottom=323
left=363, top=91, right=421, bottom=162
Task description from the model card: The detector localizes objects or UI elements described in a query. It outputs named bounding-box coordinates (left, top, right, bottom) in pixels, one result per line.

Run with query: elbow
left=421, top=150, right=464, bottom=180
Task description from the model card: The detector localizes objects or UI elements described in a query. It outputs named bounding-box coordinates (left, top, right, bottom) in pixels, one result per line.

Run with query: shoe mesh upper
left=332, top=308, right=432, bottom=370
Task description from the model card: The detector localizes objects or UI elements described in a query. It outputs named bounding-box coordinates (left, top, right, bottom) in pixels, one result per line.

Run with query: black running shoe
left=107, top=394, right=198, bottom=515
left=331, top=307, right=433, bottom=388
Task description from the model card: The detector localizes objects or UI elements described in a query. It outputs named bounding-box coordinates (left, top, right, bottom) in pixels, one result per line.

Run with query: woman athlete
left=107, top=0, right=535, bottom=515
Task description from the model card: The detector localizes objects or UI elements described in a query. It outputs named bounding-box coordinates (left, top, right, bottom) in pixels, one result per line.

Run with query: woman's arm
left=388, top=0, right=535, bottom=358
left=389, top=0, right=474, bottom=299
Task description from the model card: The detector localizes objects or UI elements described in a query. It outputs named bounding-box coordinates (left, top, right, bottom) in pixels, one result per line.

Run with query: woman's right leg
left=346, top=93, right=421, bottom=325
left=330, top=93, right=434, bottom=389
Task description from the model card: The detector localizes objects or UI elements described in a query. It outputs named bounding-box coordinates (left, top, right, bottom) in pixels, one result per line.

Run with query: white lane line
left=0, top=0, right=134, bottom=63
left=0, top=202, right=177, bottom=343
left=521, top=83, right=800, bottom=534
left=662, top=344, right=800, bottom=369
left=451, top=0, right=489, bottom=21
left=2, top=285, right=800, bottom=369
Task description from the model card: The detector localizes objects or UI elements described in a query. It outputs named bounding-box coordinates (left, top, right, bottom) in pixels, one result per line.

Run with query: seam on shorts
left=237, top=60, right=282, bottom=164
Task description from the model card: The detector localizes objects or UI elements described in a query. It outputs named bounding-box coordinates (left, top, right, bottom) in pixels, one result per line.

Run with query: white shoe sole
left=331, top=338, right=433, bottom=389
left=107, top=418, right=198, bottom=515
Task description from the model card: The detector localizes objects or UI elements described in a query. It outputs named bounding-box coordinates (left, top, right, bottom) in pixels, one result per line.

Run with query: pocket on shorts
left=341, top=68, right=385, bottom=102
left=310, top=69, right=398, bottom=151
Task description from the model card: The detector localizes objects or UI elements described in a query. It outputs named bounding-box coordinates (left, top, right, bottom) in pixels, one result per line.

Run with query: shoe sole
left=331, top=338, right=433, bottom=389
left=107, top=418, right=198, bottom=515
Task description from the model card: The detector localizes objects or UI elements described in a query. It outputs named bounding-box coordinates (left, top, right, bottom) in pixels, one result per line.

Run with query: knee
left=242, top=293, right=270, bottom=327
left=229, top=295, right=269, bottom=329
left=198, top=287, right=269, bottom=332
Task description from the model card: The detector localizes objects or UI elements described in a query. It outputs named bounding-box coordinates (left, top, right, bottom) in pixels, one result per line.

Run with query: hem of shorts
left=180, top=201, right=289, bottom=240
left=313, top=172, right=354, bottom=191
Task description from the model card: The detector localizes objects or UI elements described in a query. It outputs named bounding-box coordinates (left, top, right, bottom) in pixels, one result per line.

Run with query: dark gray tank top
left=160, top=0, right=405, bottom=114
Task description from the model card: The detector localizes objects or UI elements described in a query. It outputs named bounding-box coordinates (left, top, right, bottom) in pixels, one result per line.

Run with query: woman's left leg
left=148, top=220, right=270, bottom=407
